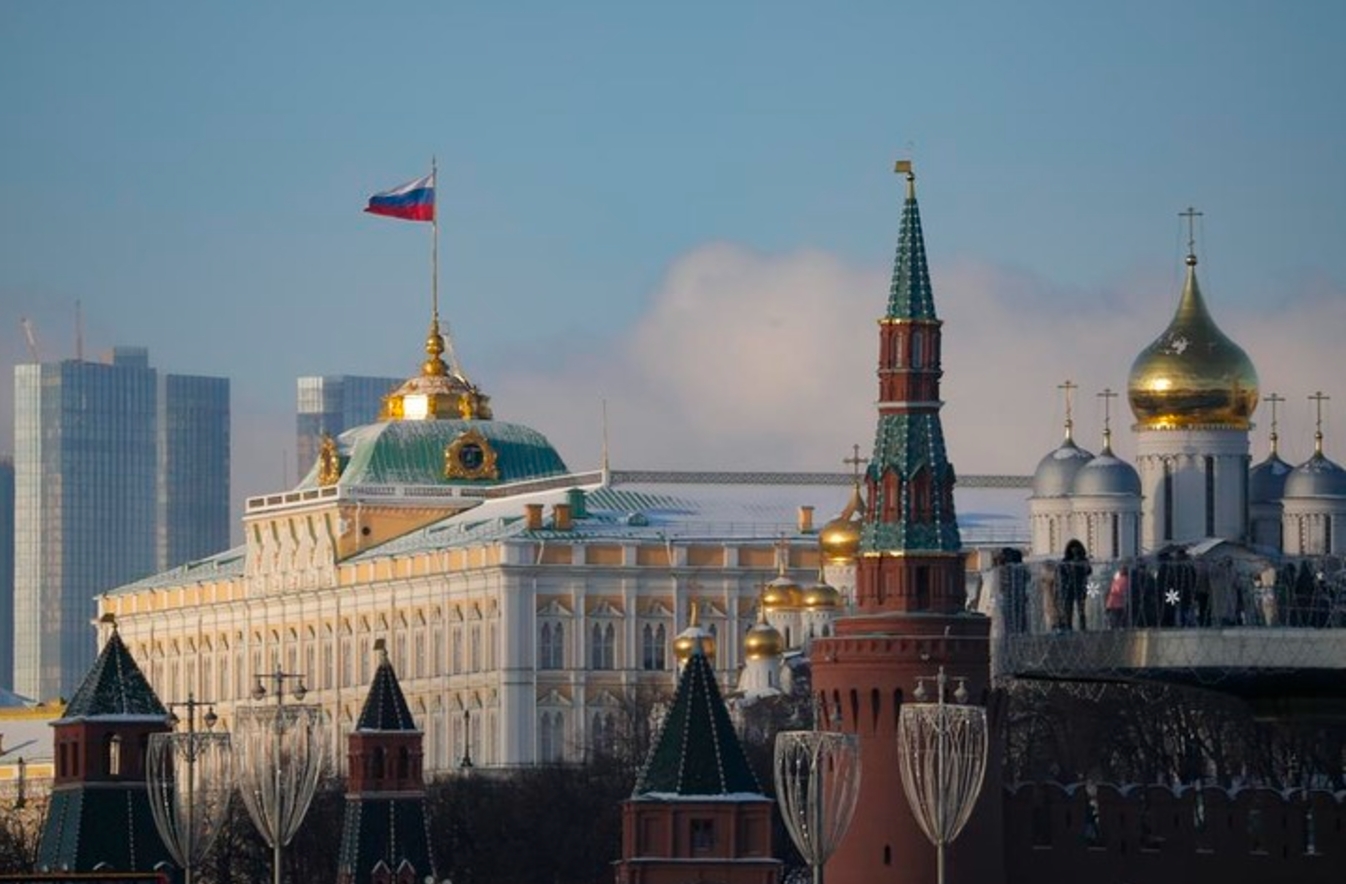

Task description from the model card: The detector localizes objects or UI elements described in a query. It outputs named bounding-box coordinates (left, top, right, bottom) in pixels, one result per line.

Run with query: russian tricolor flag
left=365, top=173, right=435, bottom=222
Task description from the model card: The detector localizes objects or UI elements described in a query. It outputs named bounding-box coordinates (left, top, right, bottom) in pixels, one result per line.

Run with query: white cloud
left=489, top=243, right=1346, bottom=482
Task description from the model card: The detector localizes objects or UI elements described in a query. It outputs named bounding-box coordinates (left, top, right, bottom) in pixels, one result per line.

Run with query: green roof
left=61, top=630, right=167, bottom=720
left=300, top=419, right=568, bottom=488
left=634, top=643, right=762, bottom=797
left=886, top=181, right=937, bottom=321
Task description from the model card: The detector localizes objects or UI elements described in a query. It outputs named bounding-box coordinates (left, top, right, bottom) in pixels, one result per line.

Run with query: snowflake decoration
left=1166, top=334, right=1190, bottom=355
left=1086, top=578, right=1101, bottom=599
left=1164, top=589, right=1180, bottom=606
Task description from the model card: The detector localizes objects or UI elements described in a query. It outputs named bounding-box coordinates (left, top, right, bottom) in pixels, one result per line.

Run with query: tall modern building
left=12, top=347, right=229, bottom=701
left=0, top=456, right=14, bottom=692
left=296, top=375, right=402, bottom=477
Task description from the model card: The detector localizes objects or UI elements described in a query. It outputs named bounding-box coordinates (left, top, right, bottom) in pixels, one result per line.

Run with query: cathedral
left=1029, top=226, right=1345, bottom=562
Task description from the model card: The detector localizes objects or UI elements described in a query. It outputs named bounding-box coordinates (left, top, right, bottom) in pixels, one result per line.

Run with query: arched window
left=641, top=623, right=667, bottom=670
left=106, top=734, right=123, bottom=777
left=540, top=621, right=562, bottom=670
left=591, top=623, right=615, bottom=670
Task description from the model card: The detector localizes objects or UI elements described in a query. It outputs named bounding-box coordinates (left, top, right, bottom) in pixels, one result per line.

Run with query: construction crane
left=19, top=317, right=41, bottom=363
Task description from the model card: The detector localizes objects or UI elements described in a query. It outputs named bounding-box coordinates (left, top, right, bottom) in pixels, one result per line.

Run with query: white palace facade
left=96, top=313, right=1028, bottom=774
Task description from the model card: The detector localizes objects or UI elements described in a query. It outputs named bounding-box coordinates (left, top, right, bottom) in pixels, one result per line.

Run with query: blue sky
left=2, top=2, right=1344, bottom=511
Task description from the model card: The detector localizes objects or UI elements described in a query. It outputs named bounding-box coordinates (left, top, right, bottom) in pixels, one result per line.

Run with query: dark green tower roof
left=633, top=643, right=762, bottom=797
left=885, top=171, right=937, bottom=320
left=356, top=650, right=418, bottom=732
left=60, top=628, right=167, bottom=721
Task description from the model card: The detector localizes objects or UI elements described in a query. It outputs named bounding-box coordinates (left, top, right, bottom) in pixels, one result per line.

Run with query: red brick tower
left=37, top=624, right=174, bottom=874
left=811, top=163, right=1002, bottom=884
left=615, top=639, right=780, bottom=884
left=337, top=641, right=436, bottom=884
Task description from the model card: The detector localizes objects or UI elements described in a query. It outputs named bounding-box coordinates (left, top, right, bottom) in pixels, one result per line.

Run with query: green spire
left=633, top=643, right=762, bottom=797
left=885, top=166, right=937, bottom=320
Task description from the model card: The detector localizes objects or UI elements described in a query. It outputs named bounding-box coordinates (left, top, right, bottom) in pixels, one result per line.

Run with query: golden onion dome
left=672, top=600, right=716, bottom=665
left=762, top=575, right=802, bottom=610
left=743, top=614, right=785, bottom=661
left=1128, top=254, right=1258, bottom=430
left=819, top=484, right=865, bottom=563
left=802, top=577, right=842, bottom=609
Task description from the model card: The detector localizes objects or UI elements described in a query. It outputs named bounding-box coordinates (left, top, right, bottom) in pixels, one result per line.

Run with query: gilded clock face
left=458, top=442, right=485, bottom=471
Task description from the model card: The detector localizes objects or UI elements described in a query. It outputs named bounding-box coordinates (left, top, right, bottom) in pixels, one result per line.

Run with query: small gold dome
left=762, top=575, right=801, bottom=610
left=1128, top=255, right=1258, bottom=430
left=819, top=484, right=865, bottom=562
left=802, top=578, right=842, bottom=609
left=673, top=600, right=716, bottom=665
left=743, top=619, right=785, bottom=661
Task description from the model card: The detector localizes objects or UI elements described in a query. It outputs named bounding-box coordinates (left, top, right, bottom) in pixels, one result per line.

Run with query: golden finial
left=422, top=317, right=449, bottom=377
left=894, top=158, right=915, bottom=199
left=1264, top=392, right=1285, bottom=455
left=1310, top=390, right=1331, bottom=456
left=1179, top=206, right=1203, bottom=266
left=1057, top=379, right=1078, bottom=442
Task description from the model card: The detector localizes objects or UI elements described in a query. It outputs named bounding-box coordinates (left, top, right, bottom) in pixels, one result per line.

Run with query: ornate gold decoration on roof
left=443, top=428, right=500, bottom=481
left=317, top=433, right=342, bottom=487
left=380, top=317, right=494, bottom=422
left=743, top=602, right=785, bottom=661
left=1128, top=234, right=1258, bottom=430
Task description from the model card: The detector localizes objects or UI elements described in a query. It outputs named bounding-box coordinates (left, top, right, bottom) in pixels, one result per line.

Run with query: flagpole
left=431, top=156, right=439, bottom=327
left=431, top=156, right=462, bottom=377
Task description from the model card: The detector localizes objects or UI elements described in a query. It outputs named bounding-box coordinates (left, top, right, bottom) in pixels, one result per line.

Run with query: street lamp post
left=897, top=668, right=989, bottom=884
left=773, top=730, right=861, bottom=884
left=235, top=668, right=329, bottom=884
left=459, top=708, right=473, bottom=769
left=146, top=694, right=233, bottom=884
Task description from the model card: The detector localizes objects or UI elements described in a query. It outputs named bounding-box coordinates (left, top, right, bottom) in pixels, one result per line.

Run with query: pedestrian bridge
left=984, top=552, right=1346, bottom=718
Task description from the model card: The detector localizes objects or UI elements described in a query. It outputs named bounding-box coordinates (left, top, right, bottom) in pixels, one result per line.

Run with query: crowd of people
left=973, top=542, right=1346, bottom=634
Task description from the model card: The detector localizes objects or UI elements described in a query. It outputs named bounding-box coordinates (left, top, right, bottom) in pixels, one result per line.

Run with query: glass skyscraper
left=295, top=375, right=401, bottom=477
left=0, top=457, right=13, bottom=693
left=12, top=347, right=229, bottom=700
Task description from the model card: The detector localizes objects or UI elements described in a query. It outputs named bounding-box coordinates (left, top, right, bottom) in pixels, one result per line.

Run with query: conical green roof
left=357, top=653, right=418, bottom=732
left=633, top=643, right=762, bottom=797
left=885, top=174, right=936, bottom=320
left=60, top=629, right=167, bottom=721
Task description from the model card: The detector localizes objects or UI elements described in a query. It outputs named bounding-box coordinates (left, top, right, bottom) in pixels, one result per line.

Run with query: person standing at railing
left=1039, top=560, right=1060, bottom=633
left=1105, top=565, right=1129, bottom=630
left=1000, top=547, right=1030, bottom=634
left=1057, top=539, right=1092, bottom=632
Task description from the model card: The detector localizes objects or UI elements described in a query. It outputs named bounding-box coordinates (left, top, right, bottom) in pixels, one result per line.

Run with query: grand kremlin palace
left=95, top=312, right=1028, bottom=774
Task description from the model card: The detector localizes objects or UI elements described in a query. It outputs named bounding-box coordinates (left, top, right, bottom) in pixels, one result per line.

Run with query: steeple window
left=910, top=332, right=924, bottom=369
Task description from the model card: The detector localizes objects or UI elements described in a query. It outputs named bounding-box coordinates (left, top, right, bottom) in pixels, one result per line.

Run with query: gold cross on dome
left=1179, top=206, right=1204, bottom=257
left=1057, top=379, right=1078, bottom=438
left=1310, top=391, right=1331, bottom=453
left=1264, top=392, right=1285, bottom=441
left=1097, top=387, right=1118, bottom=433
left=843, top=444, right=868, bottom=484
